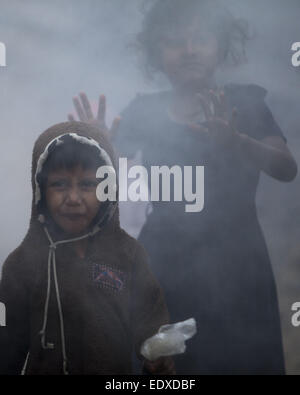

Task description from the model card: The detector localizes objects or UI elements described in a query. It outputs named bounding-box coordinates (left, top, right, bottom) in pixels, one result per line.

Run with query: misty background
left=0, top=0, right=299, bottom=373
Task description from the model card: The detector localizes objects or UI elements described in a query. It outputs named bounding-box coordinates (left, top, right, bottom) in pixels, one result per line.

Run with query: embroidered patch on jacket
left=92, top=263, right=126, bottom=292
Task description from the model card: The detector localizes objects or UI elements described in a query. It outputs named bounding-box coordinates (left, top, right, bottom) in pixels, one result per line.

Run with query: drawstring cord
left=21, top=352, right=30, bottom=376
left=39, top=242, right=55, bottom=350
left=38, top=225, right=100, bottom=375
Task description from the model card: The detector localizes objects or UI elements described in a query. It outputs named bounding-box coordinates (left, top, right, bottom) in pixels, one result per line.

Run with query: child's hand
left=189, top=90, right=239, bottom=149
left=68, top=92, right=121, bottom=141
left=143, top=356, right=176, bottom=375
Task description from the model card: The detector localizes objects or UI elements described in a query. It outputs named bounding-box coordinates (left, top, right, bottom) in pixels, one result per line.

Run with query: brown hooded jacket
left=0, top=122, right=169, bottom=375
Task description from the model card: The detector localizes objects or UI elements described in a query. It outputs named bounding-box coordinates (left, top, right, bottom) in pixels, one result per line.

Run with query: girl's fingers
left=73, top=96, right=87, bottom=122
left=230, top=107, right=238, bottom=132
left=209, top=90, right=229, bottom=119
left=219, top=90, right=229, bottom=118
left=72, top=93, right=119, bottom=138
left=203, top=118, right=230, bottom=132
left=209, top=90, right=221, bottom=117
left=197, top=93, right=213, bottom=121
left=97, top=94, right=106, bottom=125
left=109, top=116, right=121, bottom=140
left=79, top=92, right=94, bottom=120
left=68, top=113, right=75, bottom=122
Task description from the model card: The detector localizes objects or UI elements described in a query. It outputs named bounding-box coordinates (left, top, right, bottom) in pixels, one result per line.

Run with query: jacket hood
left=24, top=121, right=121, bottom=375
left=30, top=121, right=119, bottom=235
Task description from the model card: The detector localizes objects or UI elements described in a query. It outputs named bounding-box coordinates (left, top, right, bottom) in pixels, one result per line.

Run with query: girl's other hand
left=190, top=90, right=239, bottom=149
left=68, top=92, right=121, bottom=141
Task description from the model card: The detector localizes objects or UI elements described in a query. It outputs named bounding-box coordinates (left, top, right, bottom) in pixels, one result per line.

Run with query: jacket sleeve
left=0, top=249, right=30, bottom=375
left=130, top=243, right=169, bottom=359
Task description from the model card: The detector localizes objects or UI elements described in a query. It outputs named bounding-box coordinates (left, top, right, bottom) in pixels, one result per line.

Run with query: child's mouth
left=62, top=213, right=85, bottom=221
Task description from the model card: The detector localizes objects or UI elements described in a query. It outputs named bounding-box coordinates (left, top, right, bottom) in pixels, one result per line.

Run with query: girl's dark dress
left=115, top=83, right=285, bottom=374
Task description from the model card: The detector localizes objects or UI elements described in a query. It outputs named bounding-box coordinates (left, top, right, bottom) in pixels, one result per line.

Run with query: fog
left=0, top=0, right=299, bottom=373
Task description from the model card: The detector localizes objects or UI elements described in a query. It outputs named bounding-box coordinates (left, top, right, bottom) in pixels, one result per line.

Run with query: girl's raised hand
left=68, top=92, right=120, bottom=141
left=190, top=90, right=239, bottom=149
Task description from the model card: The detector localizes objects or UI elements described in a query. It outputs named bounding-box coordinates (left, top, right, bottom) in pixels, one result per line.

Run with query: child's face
left=159, top=15, right=219, bottom=90
left=45, top=165, right=100, bottom=236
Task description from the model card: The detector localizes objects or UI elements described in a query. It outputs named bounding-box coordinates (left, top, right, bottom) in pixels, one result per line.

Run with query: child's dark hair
left=38, top=136, right=105, bottom=212
left=42, top=139, right=104, bottom=175
left=136, top=0, right=250, bottom=78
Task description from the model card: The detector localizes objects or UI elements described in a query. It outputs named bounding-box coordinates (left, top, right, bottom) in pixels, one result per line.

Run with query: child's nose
left=65, top=187, right=82, bottom=205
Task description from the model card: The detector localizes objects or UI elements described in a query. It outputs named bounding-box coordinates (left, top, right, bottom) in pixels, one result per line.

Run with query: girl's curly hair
left=136, top=0, right=250, bottom=79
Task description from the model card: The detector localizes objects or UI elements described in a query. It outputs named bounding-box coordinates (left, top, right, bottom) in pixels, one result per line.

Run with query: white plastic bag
left=140, top=318, right=197, bottom=362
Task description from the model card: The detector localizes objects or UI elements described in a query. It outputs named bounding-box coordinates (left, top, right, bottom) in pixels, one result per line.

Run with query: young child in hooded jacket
left=0, top=121, right=174, bottom=375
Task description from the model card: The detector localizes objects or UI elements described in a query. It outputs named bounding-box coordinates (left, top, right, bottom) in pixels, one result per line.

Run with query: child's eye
left=80, top=180, right=98, bottom=189
left=49, top=180, right=68, bottom=188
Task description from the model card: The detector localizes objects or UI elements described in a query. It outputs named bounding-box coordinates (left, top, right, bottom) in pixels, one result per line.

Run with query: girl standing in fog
left=71, top=0, right=297, bottom=374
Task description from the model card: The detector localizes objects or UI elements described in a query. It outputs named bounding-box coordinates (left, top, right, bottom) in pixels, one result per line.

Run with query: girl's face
left=159, top=15, right=220, bottom=91
left=45, top=165, right=100, bottom=237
